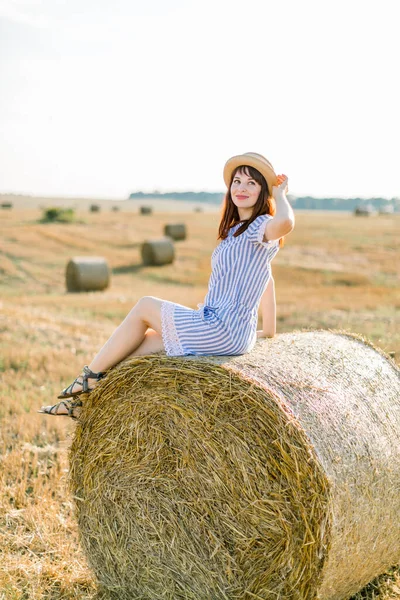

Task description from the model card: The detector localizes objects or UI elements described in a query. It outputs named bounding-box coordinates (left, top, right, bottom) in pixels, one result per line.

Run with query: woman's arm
left=264, top=175, right=295, bottom=242
left=256, top=275, right=276, bottom=338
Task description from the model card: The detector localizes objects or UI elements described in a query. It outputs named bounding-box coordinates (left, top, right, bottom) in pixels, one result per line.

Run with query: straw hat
left=223, top=152, right=278, bottom=192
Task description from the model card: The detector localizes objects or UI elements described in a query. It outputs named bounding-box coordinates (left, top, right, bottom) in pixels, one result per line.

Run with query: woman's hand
left=273, top=174, right=289, bottom=198
left=257, top=330, right=275, bottom=339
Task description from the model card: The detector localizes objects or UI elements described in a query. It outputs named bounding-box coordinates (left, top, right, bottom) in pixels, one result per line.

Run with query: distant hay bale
left=141, top=237, right=174, bottom=266
left=163, top=223, right=187, bottom=241
left=379, top=205, right=394, bottom=215
left=66, top=257, right=110, bottom=292
left=1, top=202, right=12, bottom=209
left=354, top=205, right=373, bottom=216
left=69, top=331, right=400, bottom=600
left=140, top=206, right=153, bottom=215
left=90, top=204, right=101, bottom=212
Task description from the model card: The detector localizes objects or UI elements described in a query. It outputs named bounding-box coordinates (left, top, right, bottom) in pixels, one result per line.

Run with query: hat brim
left=223, top=154, right=278, bottom=193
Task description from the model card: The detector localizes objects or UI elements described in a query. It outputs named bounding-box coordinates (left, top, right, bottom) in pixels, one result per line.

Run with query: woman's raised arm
left=264, top=174, right=295, bottom=242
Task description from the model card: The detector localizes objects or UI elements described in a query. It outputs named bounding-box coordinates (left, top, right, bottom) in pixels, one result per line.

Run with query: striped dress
left=160, top=214, right=280, bottom=356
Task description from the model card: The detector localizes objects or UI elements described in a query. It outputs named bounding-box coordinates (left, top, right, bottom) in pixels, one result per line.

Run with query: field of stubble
left=0, top=204, right=399, bottom=599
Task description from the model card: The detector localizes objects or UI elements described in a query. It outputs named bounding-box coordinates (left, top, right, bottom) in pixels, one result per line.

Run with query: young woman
left=39, top=152, right=294, bottom=417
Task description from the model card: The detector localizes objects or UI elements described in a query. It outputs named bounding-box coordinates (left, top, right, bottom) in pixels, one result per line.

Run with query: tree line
left=128, top=191, right=399, bottom=211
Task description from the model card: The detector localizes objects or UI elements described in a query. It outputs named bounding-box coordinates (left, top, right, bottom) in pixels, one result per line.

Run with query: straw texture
left=69, top=331, right=400, bottom=600
left=65, top=256, right=110, bottom=292
left=164, top=223, right=187, bottom=241
left=141, top=237, right=175, bottom=265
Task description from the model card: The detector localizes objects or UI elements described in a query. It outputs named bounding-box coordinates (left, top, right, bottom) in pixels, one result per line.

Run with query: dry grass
left=0, top=203, right=399, bottom=599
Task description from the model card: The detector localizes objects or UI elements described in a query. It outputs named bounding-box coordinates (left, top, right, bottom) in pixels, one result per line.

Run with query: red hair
left=218, top=165, right=284, bottom=247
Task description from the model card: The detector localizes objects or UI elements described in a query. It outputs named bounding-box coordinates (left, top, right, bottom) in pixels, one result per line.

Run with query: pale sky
left=0, top=0, right=399, bottom=199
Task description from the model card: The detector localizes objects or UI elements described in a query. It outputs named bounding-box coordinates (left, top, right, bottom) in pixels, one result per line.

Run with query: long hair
left=218, top=165, right=284, bottom=247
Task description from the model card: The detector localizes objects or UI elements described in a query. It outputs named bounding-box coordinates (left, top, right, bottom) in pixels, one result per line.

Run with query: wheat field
left=0, top=204, right=399, bottom=599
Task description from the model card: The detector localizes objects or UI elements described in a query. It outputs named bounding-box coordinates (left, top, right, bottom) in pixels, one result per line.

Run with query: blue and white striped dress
left=160, top=214, right=280, bottom=356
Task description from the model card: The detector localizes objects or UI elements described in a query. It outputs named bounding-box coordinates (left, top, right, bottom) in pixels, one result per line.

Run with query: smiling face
left=230, top=166, right=262, bottom=220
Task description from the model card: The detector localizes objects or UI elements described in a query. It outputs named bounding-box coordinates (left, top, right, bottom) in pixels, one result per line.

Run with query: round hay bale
left=163, top=223, right=187, bottom=241
left=141, top=237, right=174, bottom=266
left=354, top=205, right=373, bottom=216
left=90, top=204, right=101, bottom=212
left=140, top=205, right=153, bottom=215
left=66, top=256, right=110, bottom=292
left=69, top=331, right=400, bottom=600
left=379, top=205, right=394, bottom=215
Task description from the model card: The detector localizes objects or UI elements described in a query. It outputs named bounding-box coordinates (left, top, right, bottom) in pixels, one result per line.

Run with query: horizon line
left=1, top=190, right=399, bottom=202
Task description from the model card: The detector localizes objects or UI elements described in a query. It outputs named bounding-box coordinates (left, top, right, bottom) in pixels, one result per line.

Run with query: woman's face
left=230, top=168, right=262, bottom=219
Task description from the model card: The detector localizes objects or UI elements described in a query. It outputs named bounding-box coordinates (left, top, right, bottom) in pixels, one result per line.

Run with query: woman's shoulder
left=253, top=213, right=273, bottom=224
left=246, top=214, right=278, bottom=247
left=229, top=215, right=273, bottom=239
left=228, top=221, right=243, bottom=236
left=246, top=214, right=273, bottom=233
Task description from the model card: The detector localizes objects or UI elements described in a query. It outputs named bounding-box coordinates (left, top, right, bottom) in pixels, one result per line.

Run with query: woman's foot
left=39, top=366, right=105, bottom=418
left=57, top=365, right=105, bottom=399
left=38, top=398, right=82, bottom=419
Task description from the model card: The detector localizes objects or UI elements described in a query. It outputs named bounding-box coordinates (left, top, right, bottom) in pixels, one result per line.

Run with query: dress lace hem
left=161, top=301, right=184, bottom=356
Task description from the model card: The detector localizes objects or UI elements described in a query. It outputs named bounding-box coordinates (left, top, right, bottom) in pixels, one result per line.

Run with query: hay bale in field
left=140, top=205, right=153, bottom=215
left=90, top=204, right=101, bottom=212
left=378, top=205, right=394, bottom=215
left=69, top=331, right=400, bottom=600
left=66, top=256, right=110, bottom=292
left=354, top=204, right=374, bottom=216
left=141, top=237, right=174, bottom=266
left=163, top=223, right=187, bottom=241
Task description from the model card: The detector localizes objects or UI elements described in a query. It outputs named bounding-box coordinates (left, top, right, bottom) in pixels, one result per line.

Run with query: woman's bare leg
left=125, top=328, right=165, bottom=357
left=87, top=296, right=164, bottom=374
left=40, top=296, right=166, bottom=415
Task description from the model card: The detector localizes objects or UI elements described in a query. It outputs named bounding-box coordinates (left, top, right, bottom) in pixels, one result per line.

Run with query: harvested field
left=0, top=202, right=399, bottom=599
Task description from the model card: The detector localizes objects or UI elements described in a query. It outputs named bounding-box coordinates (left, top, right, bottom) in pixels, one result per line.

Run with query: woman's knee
left=131, top=296, right=155, bottom=314
left=139, top=296, right=161, bottom=314
left=129, top=296, right=163, bottom=331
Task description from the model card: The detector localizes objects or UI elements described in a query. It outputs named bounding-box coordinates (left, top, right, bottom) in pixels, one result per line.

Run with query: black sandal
left=57, top=365, right=105, bottom=399
left=38, top=398, right=83, bottom=419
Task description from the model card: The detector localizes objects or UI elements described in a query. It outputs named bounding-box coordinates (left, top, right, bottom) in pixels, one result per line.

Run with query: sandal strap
left=83, top=365, right=105, bottom=379
left=48, top=400, right=71, bottom=415
left=68, top=398, right=82, bottom=417
left=82, top=365, right=105, bottom=392
left=62, top=376, right=84, bottom=395
left=41, top=398, right=81, bottom=418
